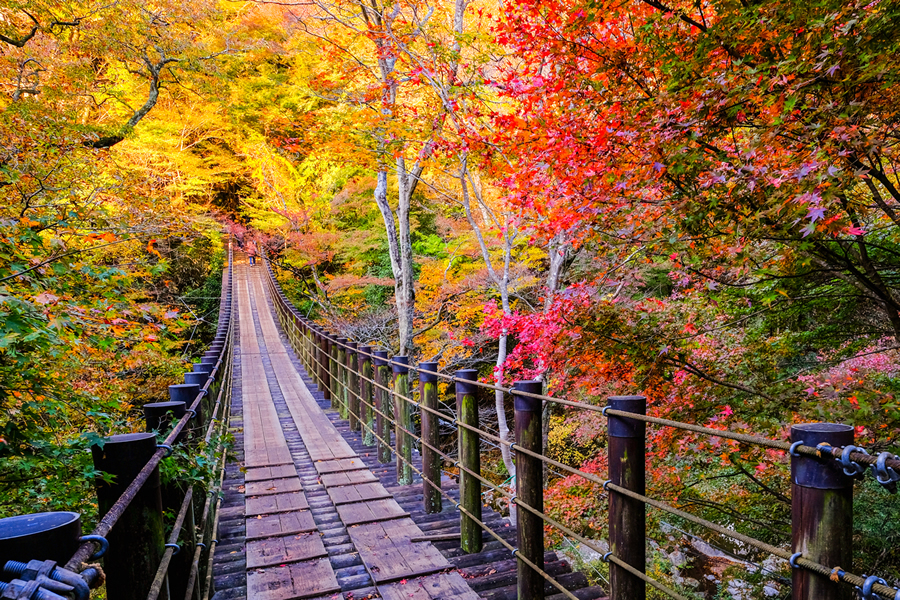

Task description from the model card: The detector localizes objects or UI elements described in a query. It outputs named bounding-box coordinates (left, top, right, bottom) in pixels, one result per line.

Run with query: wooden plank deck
left=214, top=257, right=483, bottom=600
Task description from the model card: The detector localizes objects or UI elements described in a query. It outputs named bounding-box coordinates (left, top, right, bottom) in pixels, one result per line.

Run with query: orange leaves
left=146, top=239, right=162, bottom=258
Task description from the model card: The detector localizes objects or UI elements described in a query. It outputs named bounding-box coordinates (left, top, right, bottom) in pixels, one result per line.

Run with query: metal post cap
left=512, top=380, right=542, bottom=412
left=392, top=356, right=409, bottom=375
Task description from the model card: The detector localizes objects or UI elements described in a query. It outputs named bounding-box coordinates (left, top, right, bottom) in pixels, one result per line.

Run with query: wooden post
left=791, top=423, right=854, bottom=600
left=456, top=369, right=482, bottom=554
left=169, top=384, right=202, bottom=439
left=607, top=395, right=646, bottom=600
left=318, top=330, right=331, bottom=402
left=347, top=341, right=360, bottom=431
left=360, top=346, right=375, bottom=446
left=513, top=380, right=544, bottom=600
left=393, top=356, right=413, bottom=485
left=310, top=325, right=318, bottom=379
left=311, top=328, right=321, bottom=389
left=374, top=350, right=392, bottom=464
left=334, top=338, right=347, bottom=414
left=92, top=433, right=168, bottom=600
left=419, top=361, right=441, bottom=514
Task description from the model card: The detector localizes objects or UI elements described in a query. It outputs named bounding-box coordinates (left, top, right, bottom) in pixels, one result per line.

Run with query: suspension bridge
left=1, top=247, right=899, bottom=600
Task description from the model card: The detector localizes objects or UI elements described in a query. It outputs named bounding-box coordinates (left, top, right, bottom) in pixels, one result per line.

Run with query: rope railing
left=262, top=255, right=900, bottom=600
left=0, top=240, right=238, bottom=600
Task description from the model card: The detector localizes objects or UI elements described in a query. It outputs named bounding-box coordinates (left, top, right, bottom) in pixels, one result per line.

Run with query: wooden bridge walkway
left=210, top=257, right=605, bottom=600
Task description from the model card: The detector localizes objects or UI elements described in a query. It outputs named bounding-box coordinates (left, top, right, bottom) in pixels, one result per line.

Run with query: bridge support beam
left=360, top=346, right=375, bottom=446
left=790, top=423, right=854, bottom=600
left=374, top=350, right=392, bottom=464
left=92, top=432, right=168, bottom=600
left=393, top=356, right=412, bottom=485
left=607, top=395, right=646, bottom=600
left=513, top=380, right=544, bottom=600
left=456, top=369, right=482, bottom=554
left=419, top=361, right=441, bottom=514
left=347, top=342, right=359, bottom=431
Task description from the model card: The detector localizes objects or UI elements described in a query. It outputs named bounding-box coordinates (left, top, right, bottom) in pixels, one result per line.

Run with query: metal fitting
left=165, top=543, right=181, bottom=556
left=873, top=452, right=900, bottom=493
left=839, top=445, right=868, bottom=477
left=78, top=534, right=109, bottom=559
left=0, top=578, right=68, bottom=600
left=857, top=575, right=887, bottom=599
left=788, top=440, right=805, bottom=457
left=789, top=552, right=802, bottom=569
left=3, top=560, right=92, bottom=600
left=157, top=443, right=174, bottom=457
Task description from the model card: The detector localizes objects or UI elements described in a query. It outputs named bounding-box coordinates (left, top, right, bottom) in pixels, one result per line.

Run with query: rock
left=682, top=577, right=701, bottom=589
left=668, top=549, right=687, bottom=568
left=726, top=579, right=751, bottom=600
left=763, top=583, right=780, bottom=597
left=573, top=539, right=608, bottom=562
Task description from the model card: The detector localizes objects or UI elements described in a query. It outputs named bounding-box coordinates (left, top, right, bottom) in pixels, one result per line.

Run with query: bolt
left=3, top=561, right=26, bottom=576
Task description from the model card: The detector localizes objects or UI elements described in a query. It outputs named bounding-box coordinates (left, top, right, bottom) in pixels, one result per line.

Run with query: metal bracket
left=839, top=445, right=868, bottom=477
left=165, top=543, right=180, bottom=556
left=873, top=452, right=900, bottom=494
left=857, top=575, right=887, bottom=600
left=78, top=535, right=109, bottom=559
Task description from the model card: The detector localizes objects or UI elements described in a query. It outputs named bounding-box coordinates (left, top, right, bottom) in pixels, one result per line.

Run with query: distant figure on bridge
left=247, top=240, right=257, bottom=266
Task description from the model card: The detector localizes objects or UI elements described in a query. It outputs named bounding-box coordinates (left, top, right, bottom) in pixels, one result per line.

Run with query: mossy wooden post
left=334, top=338, right=347, bottom=414
left=92, top=433, right=168, bottom=600
left=347, top=341, right=360, bottom=431
left=607, top=395, right=646, bottom=600
left=790, top=423, right=854, bottom=600
left=374, top=350, right=392, bottom=463
left=419, top=361, right=441, bottom=513
left=311, top=327, right=320, bottom=389
left=319, top=330, right=331, bottom=403
left=306, top=326, right=316, bottom=386
left=513, top=380, right=544, bottom=600
left=299, top=320, right=308, bottom=372
left=341, top=339, right=352, bottom=419
left=455, top=368, right=482, bottom=554
left=302, top=320, right=311, bottom=372
left=360, top=346, right=375, bottom=446
left=392, top=356, right=412, bottom=485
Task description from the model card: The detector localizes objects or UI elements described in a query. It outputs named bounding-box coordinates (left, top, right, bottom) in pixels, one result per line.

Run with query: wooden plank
left=314, top=457, right=368, bottom=475
left=246, top=558, right=341, bottom=599
left=379, top=572, right=481, bottom=600
left=289, top=559, right=342, bottom=598
left=349, top=518, right=450, bottom=584
left=337, top=498, right=409, bottom=526
left=247, top=533, right=328, bottom=569
left=246, top=478, right=303, bottom=496
left=246, top=564, right=293, bottom=600
left=246, top=492, right=309, bottom=516
left=247, top=511, right=317, bottom=540
left=320, top=470, right=378, bottom=488
left=327, top=482, right=392, bottom=505
left=245, top=464, right=298, bottom=482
